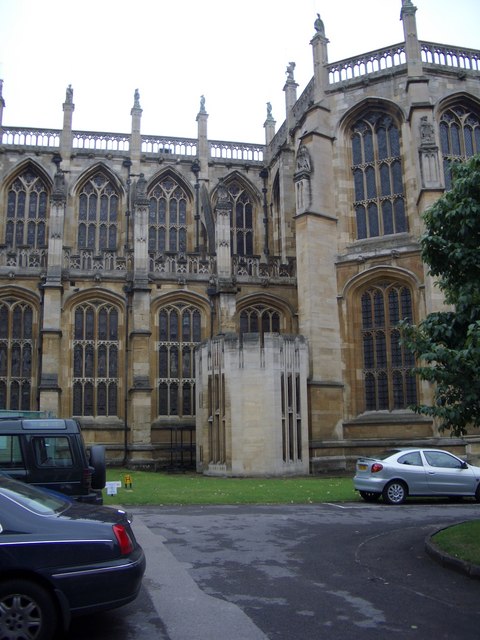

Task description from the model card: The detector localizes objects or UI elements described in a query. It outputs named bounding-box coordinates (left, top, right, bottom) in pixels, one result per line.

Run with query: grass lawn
left=104, top=468, right=480, bottom=569
left=432, top=520, right=480, bottom=565
left=104, top=467, right=358, bottom=505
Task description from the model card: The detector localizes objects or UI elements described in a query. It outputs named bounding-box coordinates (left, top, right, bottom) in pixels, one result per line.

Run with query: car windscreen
left=0, top=476, right=70, bottom=515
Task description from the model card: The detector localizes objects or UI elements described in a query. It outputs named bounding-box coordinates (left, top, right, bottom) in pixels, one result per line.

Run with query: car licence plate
left=358, top=463, right=368, bottom=471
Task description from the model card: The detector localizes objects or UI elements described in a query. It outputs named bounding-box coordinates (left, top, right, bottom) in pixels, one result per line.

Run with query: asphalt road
left=66, top=500, right=480, bottom=640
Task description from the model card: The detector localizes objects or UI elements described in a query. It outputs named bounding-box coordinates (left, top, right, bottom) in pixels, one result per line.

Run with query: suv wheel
left=89, top=445, right=106, bottom=490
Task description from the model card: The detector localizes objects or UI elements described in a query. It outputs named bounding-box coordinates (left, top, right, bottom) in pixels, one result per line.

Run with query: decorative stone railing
left=292, top=78, right=315, bottom=121
left=64, top=248, right=128, bottom=272
left=326, top=41, right=480, bottom=85
left=72, top=131, right=130, bottom=152
left=232, top=255, right=296, bottom=280
left=327, top=43, right=407, bottom=84
left=0, top=127, right=60, bottom=148
left=268, top=121, right=288, bottom=160
left=420, top=41, right=480, bottom=71
left=0, top=127, right=264, bottom=163
left=141, top=135, right=197, bottom=156
left=148, top=252, right=215, bottom=275
left=209, top=140, right=264, bottom=162
left=0, top=245, right=48, bottom=269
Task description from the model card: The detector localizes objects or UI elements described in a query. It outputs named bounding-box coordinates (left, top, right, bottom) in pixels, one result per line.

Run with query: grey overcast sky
left=0, top=0, right=478, bottom=143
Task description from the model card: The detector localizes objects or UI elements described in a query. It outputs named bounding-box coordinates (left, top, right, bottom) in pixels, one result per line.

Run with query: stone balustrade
left=327, top=42, right=407, bottom=84
left=420, top=41, right=480, bottom=71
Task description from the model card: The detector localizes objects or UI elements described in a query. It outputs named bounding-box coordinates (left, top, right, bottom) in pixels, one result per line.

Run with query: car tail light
left=371, top=463, right=384, bottom=473
left=81, top=467, right=92, bottom=490
left=113, top=524, right=134, bottom=555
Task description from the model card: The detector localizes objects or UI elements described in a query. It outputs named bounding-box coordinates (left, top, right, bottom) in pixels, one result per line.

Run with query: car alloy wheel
left=0, top=580, right=57, bottom=640
left=382, top=480, right=407, bottom=505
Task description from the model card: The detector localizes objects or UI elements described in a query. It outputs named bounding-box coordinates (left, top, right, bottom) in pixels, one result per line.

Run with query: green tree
left=402, top=154, right=480, bottom=436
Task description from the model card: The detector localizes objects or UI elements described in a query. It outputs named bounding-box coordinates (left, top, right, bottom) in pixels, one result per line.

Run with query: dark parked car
left=0, top=474, right=145, bottom=640
left=0, top=417, right=106, bottom=503
left=354, top=447, right=480, bottom=504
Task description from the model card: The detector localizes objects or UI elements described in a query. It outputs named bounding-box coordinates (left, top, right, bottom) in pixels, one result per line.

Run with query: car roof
left=0, top=418, right=80, bottom=433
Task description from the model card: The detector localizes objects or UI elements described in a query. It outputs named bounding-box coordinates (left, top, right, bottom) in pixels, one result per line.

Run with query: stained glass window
left=351, top=113, right=407, bottom=239
left=239, top=304, right=281, bottom=345
left=148, top=178, right=188, bottom=252
left=225, top=180, right=254, bottom=256
left=5, top=169, right=47, bottom=248
left=439, top=106, right=480, bottom=189
left=0, top=301, right=34, bottom=411
left=157, top=304, right=201, bottom=417
left=77, top=173, right=118, bottom=251
left=361, top=283, right=417, bottom=411
left=72, top=303, right=119, bottom=417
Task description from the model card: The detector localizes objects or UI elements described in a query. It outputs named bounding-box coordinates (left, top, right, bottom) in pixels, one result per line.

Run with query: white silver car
left=353, top=448, right=480, bottom=504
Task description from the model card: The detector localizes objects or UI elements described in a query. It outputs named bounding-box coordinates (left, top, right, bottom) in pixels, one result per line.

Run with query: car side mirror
left=461, top=461, right=469, bottom=469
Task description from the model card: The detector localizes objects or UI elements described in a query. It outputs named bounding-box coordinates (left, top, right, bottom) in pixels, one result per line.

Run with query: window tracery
left=225, top=180, right=254, bottom=256
left=148, top=176, right=188, bottom=253
left=72, top=302, right=119, bottom=417
left=440, top=105, right=480, bottom=189
left=77, top=173, right=119, bottom=251
left=361, top=283, right=417, bottom=411
left=351, top=112, right=407, bottom=239
left=239, top=304, right=281, bottom=344
left=6, top=168, right=48, bottom=248
left=157, top=304, right=202, bottom=417
left=0, top=300, right=34, bottom=411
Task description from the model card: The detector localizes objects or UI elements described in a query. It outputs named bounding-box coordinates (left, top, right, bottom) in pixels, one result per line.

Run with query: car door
left=423, top=450, right=476, bottom=495
left=395, top=451, right=429, bottom=494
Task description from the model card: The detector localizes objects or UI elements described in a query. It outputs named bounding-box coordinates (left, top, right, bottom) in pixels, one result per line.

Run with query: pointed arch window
left=439, top=105, right=480, bottom=189
left=157, top=304, right=202, bottom=417
left=351, top=112, right=407, bottom=239
left=72, top=302, right=120, bottom=417
left=361, top=283, right=417, bottom=411
left=6, top=168, right=48, bottom=248
left=78, top=173, right=119, bottom=251
left=239, top=304, right=282, bottom=345
left=148, top=176, right=188, bottom=253
left=226, top=180, right=254, bottom=256
left=0, top=300, right=35, bottom=411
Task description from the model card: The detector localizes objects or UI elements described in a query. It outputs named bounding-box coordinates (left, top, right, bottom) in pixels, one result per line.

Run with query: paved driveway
left=67, top=501, right=480, bottom=639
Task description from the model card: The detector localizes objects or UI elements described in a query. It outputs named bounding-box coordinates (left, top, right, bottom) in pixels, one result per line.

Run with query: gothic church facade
left=0, top=1, right=479, bottom=474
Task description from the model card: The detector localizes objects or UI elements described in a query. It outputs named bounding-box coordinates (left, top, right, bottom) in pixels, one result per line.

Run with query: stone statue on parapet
left=286, top=62, right=296, bottom=82
left=314, top=13, right=325, bottom=36
left=134, top=88, right=141, bottom=108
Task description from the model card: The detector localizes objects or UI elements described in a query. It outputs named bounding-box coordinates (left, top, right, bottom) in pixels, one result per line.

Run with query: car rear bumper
left=51, top=546, right=146, bottom=616
left=353, top=475, right=384, bottom=492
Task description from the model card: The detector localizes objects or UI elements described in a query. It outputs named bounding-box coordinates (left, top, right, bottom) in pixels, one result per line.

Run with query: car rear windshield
left=0, top=476, right=69, bottom=515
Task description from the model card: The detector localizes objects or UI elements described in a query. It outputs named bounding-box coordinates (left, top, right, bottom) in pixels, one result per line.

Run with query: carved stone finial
left=199, top=95, right=206, bottom=114
left=65, top=84, right=73, bottom=104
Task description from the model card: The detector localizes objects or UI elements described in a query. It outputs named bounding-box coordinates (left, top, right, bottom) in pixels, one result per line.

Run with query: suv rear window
left=32, top=436, right=73, bottom=467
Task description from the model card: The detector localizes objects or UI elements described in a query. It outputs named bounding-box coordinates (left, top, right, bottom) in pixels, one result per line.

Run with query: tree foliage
left=402, top=154, right=480, bottom=436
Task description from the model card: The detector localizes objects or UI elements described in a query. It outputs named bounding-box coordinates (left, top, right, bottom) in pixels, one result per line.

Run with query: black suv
left=0, top=417, right=106, bottom=503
